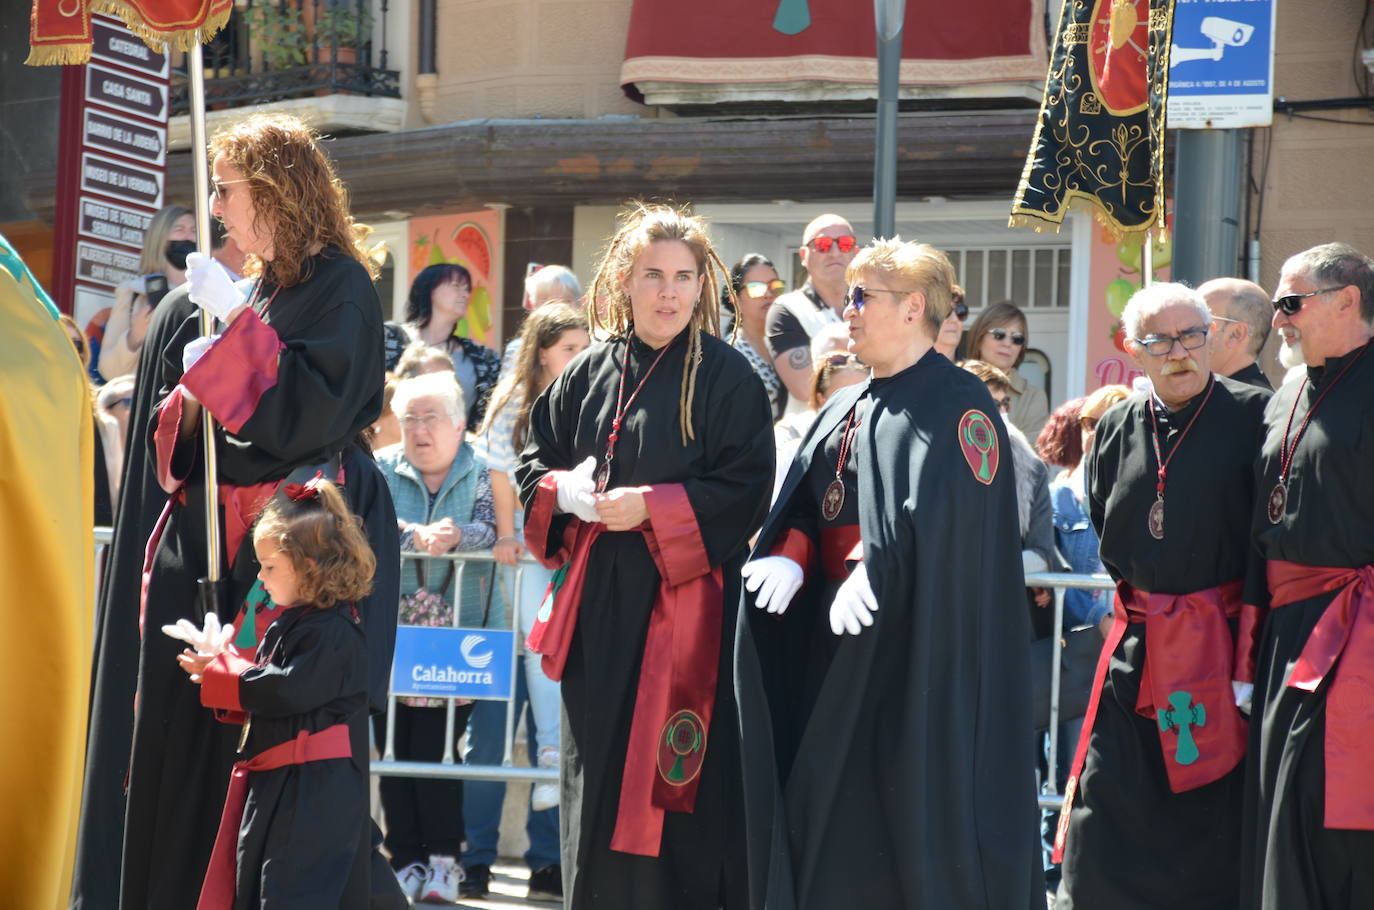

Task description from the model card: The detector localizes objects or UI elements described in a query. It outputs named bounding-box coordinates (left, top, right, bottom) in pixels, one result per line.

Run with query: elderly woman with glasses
left=967, top=299, right=1048, bottom=440
left=737, top=238, right=1043, bottom=909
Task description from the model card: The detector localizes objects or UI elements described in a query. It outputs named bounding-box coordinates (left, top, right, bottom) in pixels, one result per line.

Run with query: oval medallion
left=594, top=461, right=611, bottom=494
left=1267, top=481, right=1287, bottom=525
left=1148, top=499, right=1165, bottom=540
left=821, top=479, right=845, bottom=522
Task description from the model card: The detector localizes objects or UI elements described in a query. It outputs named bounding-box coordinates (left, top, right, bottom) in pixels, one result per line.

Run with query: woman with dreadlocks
left=516, top=203, right=774, bottom=909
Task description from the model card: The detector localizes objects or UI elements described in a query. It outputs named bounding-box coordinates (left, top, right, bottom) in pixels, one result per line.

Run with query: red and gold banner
left=28, top=0, right=231, bottom=65
left=621, top=0, right=1046, bottom=97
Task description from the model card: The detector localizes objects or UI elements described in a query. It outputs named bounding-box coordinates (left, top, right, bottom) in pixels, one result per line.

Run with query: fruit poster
left=408, top=210, right=503, bottom=348
left=1084, top=223, right=1173, bottom=392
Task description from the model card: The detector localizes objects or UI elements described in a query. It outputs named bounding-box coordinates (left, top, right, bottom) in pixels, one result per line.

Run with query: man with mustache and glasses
left=1053, top=282, right=1269, bottom=910
left=765, top=214, right=859, bottom=415
left=1240, top=243, right=1374, bottom=910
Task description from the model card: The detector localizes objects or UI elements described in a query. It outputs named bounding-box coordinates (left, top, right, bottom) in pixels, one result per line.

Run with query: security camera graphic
left=1171, top=16, right=1255, bottom=66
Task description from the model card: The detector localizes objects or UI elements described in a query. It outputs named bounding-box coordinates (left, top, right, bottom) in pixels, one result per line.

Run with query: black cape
left=120, top=250, right=400, bottom=909
left=517, top=329, right=774, bottom=910
left=1242, top=342, right=1374, bottom=909
left=736, top=349, right=1045, bottom=909
left=1228, top=361, right=1274, bottom=392
left=72, top=287, right=197, bottom=908
left=1058, top=375, right=1268, bottom=910
left=228, top=604, right=373, bottom=909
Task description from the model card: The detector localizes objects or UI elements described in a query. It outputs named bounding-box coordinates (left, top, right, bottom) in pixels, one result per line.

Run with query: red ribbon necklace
left=1144, top=376, right=1214, bottom=540
left=1268, top=343, right=1369, bottom=524
left=596, top=338, right=670, bottom=492
left=821, top=405, right=861, bottom=521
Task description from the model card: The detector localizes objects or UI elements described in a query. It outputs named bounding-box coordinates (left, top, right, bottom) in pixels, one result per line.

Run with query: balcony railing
left=170, top=0, right=399, bottom=115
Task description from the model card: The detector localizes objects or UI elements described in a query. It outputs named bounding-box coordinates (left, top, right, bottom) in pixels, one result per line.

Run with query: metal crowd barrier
left=93, top=527, right=1113, bottom=799
left=1026, top=571, right=1115, bottom=812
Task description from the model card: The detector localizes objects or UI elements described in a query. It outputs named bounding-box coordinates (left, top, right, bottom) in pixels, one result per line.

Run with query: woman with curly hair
left=122, top=113, right=402, bottom=909
left=516, top=203, right=774, bottom=909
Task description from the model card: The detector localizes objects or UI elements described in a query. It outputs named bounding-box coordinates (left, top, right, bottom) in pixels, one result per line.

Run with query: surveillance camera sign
left=1166, top=0, right=1275, bottom=129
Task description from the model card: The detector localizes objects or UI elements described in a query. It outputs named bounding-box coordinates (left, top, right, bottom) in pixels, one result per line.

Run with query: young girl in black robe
left=176, top=476, right=376, bottom=909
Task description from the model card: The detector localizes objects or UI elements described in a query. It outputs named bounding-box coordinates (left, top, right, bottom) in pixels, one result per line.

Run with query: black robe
left=120, top=249, right=400, bottom=910
left=737, top=349, right=1045, bottom=910
left=1242, top=342, right=1374, bottom=909
left=72, top=287, right=197, bottom=908
left=210, top=605, right=373, bottom=909
left=1228, top=361, right=1274, bottom=392
left=517, top=328, right=773, bottom=910
left=1058, top=375, right=1269, bottom=910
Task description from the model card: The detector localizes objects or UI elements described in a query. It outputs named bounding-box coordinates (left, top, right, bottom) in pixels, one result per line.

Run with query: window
left=946, top=246, right=1072, bottom=309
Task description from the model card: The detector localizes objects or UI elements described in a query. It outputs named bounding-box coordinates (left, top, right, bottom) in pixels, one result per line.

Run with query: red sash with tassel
left=1053, top=579, right=1246, bottom=862
left=523, top=472, right=720, bottom=856
left=1267, top=560, right=1374, bottom=830
left=196, top=724, right=353, bottom=910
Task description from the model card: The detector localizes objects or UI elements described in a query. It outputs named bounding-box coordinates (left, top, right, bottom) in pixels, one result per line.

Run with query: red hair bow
left=283, top=471, right=326, bottom=502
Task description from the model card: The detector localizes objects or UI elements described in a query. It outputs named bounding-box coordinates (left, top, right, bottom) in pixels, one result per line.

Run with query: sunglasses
left=807, top=235, right=859, bottom=254
left=989, top=327, right=1026, bottom=346
left=211, top=177, right=251, bottom=200
left=992, top=395, right=1011, bottom=413
left=952, top=301, right=969, bottom=321
left=743, top=279, right=786, bottom=298
left=1271, top=285, right=1349, bottom=316
left=823, top=352, right=863, bottom=368
left=843, top=285, right=907, bottom=311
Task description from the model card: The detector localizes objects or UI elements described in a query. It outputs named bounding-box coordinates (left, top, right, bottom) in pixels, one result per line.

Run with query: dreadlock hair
left=587, top=203, right=732, bottom=445
left=253, top=478, right=375, bottom=609
left=479, top=302, right=588, bottom=452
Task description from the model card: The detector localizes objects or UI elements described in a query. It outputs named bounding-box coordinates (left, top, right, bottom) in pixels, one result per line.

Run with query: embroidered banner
left=28, top=0, right=231, bottom=65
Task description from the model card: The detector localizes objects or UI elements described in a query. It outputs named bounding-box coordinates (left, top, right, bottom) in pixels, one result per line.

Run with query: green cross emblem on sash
left=1157, top=690, right=1206, bottom=765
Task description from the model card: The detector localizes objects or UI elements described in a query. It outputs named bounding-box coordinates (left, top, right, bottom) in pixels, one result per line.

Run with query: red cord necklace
left=595, top=338, right=670, bottom=493
left=1267, top=343, right=1369, bottom=524
left=1144, top=375, right=1214, bottom=540
left=821, top=405, right=861, bottom=521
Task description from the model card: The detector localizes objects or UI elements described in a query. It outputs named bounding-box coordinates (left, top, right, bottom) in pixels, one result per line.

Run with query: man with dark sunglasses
left=1241, top=242, right=1374, bottom=910
left=765, top=214, right=859, bottom=415
left=1200, top=277, right=1274, bottom=390
left=1054, top=281, right=1269, bottom=910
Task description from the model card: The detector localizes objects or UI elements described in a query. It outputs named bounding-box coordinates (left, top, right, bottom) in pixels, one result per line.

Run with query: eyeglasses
left=992, top=396, right=1011, bottom=413
left=1133, top=327, right=1209, bottom=356
left=211, top=178, right=250, bottom=200
left=952, top=301, right=969, bottom=321
left=743, top=279, right=786, bottom=298
left=1080, top=416, right=1099, bottom=431
left=843, top=285, right=907, bottom=310
left=1271, top=285, right=1350, bottom=316
left=823, top=352, right=863, bottom=368
left=989, top=327, right=1026, bottom=346
left=807, top=235, right=859, bottom=254
left=399, top=413, right=448, bottom=430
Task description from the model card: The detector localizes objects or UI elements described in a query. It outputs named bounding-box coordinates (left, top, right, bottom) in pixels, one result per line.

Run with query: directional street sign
left=82, top=109, right=166, bottom=165
left=1167, top=0, right=1275, bottom=129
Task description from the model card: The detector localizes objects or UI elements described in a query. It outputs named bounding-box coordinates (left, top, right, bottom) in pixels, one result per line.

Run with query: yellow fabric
left=0, top=257, right=94, bottom=907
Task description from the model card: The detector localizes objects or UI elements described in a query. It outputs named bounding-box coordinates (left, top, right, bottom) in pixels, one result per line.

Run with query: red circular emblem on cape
left=958, top=410, right=1000, bottom=486
left=656, top=710, right=707, bottom=787
left=1089, top=0, right=1150, bottom=115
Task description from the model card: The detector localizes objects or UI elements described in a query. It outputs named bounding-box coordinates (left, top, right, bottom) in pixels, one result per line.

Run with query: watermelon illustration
left=453, top=222, right=492, bottom=279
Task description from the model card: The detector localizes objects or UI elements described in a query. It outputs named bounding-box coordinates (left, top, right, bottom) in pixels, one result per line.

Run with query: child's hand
left=177, top=648, right=214, bottom=684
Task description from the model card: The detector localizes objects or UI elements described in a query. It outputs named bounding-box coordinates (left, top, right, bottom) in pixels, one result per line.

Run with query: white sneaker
left=395, top=862, right=428, bottom=900
left=531, top=746, right=560, bottom=811
left=418, top=854, right=463, bottom=904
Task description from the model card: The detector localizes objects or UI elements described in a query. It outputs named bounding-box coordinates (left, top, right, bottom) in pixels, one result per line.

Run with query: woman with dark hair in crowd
left=384, top=263, right=502, bottom=426
left=121, top=113, right=403, bottom=909
left=966, top=299, right=1049, bottom=440
left=725, top=253, right=785, bottom=419
left=517, top=203, right=773, bottom=908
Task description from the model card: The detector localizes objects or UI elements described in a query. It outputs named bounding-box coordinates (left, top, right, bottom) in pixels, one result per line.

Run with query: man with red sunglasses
left=765, top=214, right=860, bottom=415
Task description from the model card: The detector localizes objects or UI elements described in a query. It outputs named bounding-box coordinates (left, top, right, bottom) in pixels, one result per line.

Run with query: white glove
left=161, top=612, right=235, bottom=655
left=556, top=456, right=600, bottom=523
left=742, top=556, right=804, bottom=615
left=829, top=562, right=879, bottom=636
left=186, top=251, right=245, bottom=321
left=182, top=334, right=220, bottom=373
left=1232, top=680, right=1254, bottom=716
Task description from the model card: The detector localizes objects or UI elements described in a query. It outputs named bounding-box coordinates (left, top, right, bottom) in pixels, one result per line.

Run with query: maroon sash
left=1267, top=560, right=1374, bottom=830
left=196, top=724, right=353, bottom=910
left=1053, top=579, right=1246, bottom=862
left=523, top=473, right=720, bottom=857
